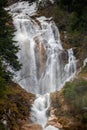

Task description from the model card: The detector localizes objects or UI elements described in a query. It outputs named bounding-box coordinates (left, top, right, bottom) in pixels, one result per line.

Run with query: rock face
left=47, top=107, right=63, bottom=129
left=47, top=118, right=63, bottom=129
left=7, top=0, right=19, bottom=5
left=7, top=0, right=36, bottom=5
left=35, top=37, right=47, bottom=79
left=21, top=123, right=43, bottom=130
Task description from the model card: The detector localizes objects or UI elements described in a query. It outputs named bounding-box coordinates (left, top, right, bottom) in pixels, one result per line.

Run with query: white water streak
left=8, top=1, right=77, bottom=130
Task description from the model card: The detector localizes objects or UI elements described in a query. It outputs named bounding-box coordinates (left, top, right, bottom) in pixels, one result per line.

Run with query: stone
left=47, top=115, right=62, bottom=129
left=35, top=38, right=47, bottom=79
left=21, top=123, right=43, bottom=130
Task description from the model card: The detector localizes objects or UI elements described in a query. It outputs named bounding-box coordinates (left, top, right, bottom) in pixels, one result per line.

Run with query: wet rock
left=35, top=37, right=47, bottom=79
left=21, top=123, right=43, bottom=130
left=47, top=120, right=62, bottom=129
left=7, top=0, right=19, bottom=5
left=47, top=115, right=62, bottom=129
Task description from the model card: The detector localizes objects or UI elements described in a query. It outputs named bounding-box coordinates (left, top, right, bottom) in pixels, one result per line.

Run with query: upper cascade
left=8, top=1, right=37, bottom=16
left=38, top=0, right=55, bottom=5
left=8, top=1, right=77, bottom=95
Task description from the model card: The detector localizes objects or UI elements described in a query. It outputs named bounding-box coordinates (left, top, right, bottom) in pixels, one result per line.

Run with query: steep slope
left=51, top=69, right=87, bottom=130
left=0, top=82, right=35, bottom=130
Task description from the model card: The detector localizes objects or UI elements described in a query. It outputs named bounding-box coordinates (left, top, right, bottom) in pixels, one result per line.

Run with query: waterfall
left=8, top=1, right=77, bottom=130
left=31, top=94, right=50, bottom=128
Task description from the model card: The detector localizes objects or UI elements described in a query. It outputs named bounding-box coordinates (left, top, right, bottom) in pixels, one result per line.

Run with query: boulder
left=21, top=123, right=43, bottom=130
left=47, top=120, right=62, bottom=129
left=47, top=115, right=62, bottom=129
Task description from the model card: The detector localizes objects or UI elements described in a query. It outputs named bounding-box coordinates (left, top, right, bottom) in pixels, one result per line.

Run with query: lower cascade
left=8, top=1, right=77, bottom=129
left=31, top=94, right=50, bottom=128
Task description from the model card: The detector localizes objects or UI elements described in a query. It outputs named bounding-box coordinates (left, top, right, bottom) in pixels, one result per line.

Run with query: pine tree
left=0, top=0, right=21, bottom=85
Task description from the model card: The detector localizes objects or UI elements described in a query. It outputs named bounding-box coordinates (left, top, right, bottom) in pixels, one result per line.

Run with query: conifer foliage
left=0, top=0, right=21, bottom=85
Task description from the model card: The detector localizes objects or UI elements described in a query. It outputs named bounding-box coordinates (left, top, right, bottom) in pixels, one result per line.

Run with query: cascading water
left=8, top=1, right=77, bottom=130
left=31, top=94, right=50, bottom=128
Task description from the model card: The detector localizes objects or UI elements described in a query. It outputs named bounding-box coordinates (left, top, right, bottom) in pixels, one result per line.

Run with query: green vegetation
left=38, top=3, right=87, bottom=128
left=0, top=121, right=8, bottom=130
left=51, top=76, right=87, bottom=129
left=62, top=78, right=87, bottom=125
left=0, top=83, right=35, bottom=130
left=38, top=1, right=87, bottom=58
left=0, top=0, right=21, bottom=95
left=0, top=1, right=24, bottom=129
left=56, top=0, right=87, bottom=50
left=0, top=0, right=87, bottom=129
left=0, top=0, right=21, bottom=70
left=63, top=79, right=87, bottom=114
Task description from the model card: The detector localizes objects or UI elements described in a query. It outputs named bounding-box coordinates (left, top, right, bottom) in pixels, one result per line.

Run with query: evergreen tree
left=57, top=0, right=87, bottom=32
left=57, top=0, right=73, bottom=12
left=0, top=0, right=21, bottom=85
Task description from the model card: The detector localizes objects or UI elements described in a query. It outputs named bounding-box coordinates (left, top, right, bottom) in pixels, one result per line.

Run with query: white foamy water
left=31, top=93, right=50, bottom=128
left=8, top=1, right=77, bottom=130
left=45, top=125, right=59, bottom=130
left=8, top=2, right=76, bottom=94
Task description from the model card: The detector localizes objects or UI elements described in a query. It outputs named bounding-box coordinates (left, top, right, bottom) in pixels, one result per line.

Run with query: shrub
left=63, top=79, right=87, bottom=113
